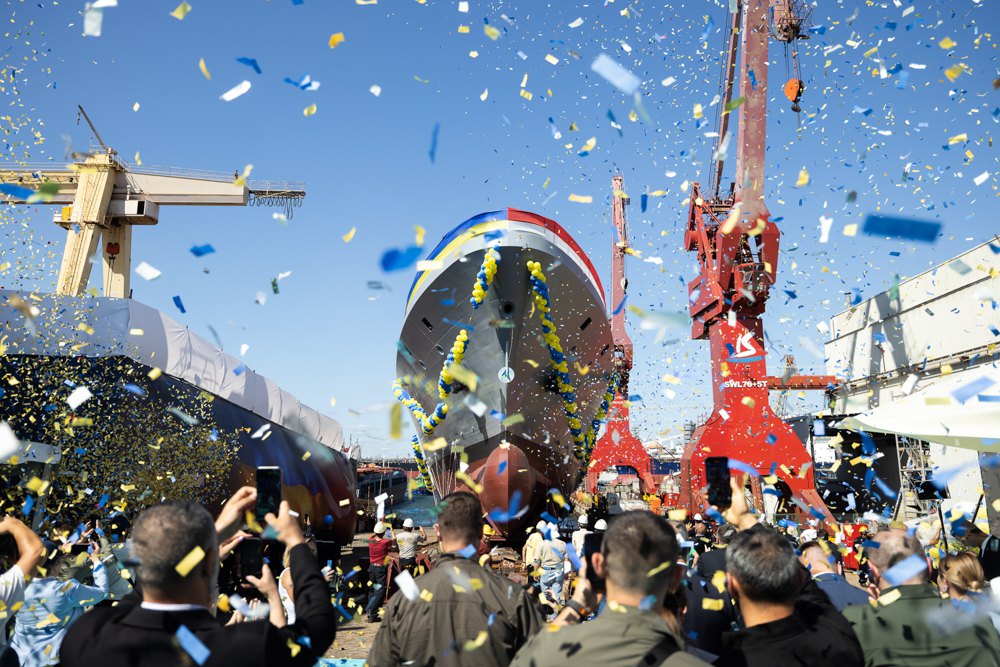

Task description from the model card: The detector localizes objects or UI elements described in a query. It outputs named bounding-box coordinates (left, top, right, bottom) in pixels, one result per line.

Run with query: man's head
left=403, top=518, right=414, bottom=531
left=578, top=514, right=588, bottom=527
left=593, top=511, right=680, bottom=608
left=132, top=501, right=218, bottom=606
left=865, top=528, right=928, bottom=590
left=799, top=540, right=835, bottom=576
left=727, top=527, right=801, bottom=609
left=435, top=492, right=483, bottom=553
left=717, top=523, right=738, bottom=546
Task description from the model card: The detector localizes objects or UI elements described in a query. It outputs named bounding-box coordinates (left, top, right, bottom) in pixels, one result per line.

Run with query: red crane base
left=586, top=398, right=656, bottom=494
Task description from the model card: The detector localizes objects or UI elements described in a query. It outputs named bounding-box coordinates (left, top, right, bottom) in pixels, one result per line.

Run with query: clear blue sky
left=3, top=0, right=997, bottom=457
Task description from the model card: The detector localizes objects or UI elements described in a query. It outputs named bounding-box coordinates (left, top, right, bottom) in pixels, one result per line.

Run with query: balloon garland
left=437, top=330, right=469, bottom=399
left=470, top=247, right=500, bottom=309
left=410, top=435, right=435, bottom=494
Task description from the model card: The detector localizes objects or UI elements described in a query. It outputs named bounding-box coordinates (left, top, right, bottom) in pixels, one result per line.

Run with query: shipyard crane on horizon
left=678, top=0, right=838, bottom=518
left=0, top=106, right=305, bottom=299
left=586, top=175, right=657, bottom=495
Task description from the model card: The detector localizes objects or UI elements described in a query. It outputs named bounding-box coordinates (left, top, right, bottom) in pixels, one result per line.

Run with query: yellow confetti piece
left=464, top=630, right=489, bottom=651
left=455, top=470, right=483, bottom=494
left=711, top=570, right=727, bottom=594
left=480, top=88, right=488, bottom=101
left=120, top=484, right=136, bottom=492
left=520, top=89, right=533, bottom=100
left=549, top=490, right=566, bottom=507
left=217, top=595, right=230, bottom=613
left=419, top=589, right=434, bottom=602
left=647, top=561, right=671, bottom=577
left=134, top=151, right=142, bottom=166
left=170, top=1, right=192, bottom=20
left=944, top=64, right=968, bottom=82
left=938, top=36, right=957, bottom=49
left=303, top=103, right=318, bottom=117
left=148, top=367, right=162, bottom=380
left=301, top=451, right=311, bottom=461
left=579, top=136, right=597, bottom=153
left=198, top=57, right=211, bottom=80
left=457, top=24, right=470, bottom=33
left=26, top=477, right=49, bottom=495
left=843, top=223, right=858, bottom=237
left=129, top=328, right=144, bottom=336
left=414, top=225, right=426, bottom=246
left=342, top=227, right=357, bottom=243
left=423, top=437, right=448, bottom=452
left=568, top=194, right=593, bottom=204
left=132, top=102, right=140, bottom=112
left=878, top=588, right=902, bottom=605
left=795, top=168, right=810, bottom=187
left=174, top=546, right=205, bottom=577
left=948, top=133, right=968, bottom=145
left=702, top=598, right=724, bottom=611
left=36, top=613, right=61, bottom=629
left=693, top=103, right=703, bottom=119
left=741, top=396, right=756, bottom=408
left=545, top=54, right=559, bottom=65
left=328, top=32, right=345, bottom=48
left=484, top=24, right=500, bottom=40
left=339, top=498, right=351, bottom=507
left=78, top=323, right=95, bottom=335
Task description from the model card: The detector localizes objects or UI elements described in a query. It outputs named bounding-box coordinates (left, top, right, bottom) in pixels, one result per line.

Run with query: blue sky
left=3, top=0, right=998, bottom=457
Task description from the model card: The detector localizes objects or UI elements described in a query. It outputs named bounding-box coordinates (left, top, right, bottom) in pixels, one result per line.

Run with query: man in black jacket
left=61, top=487, right=337, bottom=667
left=712, top=479, right=863, bottom=667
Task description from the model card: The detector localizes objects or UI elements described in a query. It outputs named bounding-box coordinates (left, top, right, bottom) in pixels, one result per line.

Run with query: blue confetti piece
left=236, top=57, right=261, bottom=74
left=497, top=461, right=507, bottom=475
left=123, top=383, right=146, bottom=396
left=699, top=14, right=714, bottom=42
left=428, top=122, right=440, bottom=164
left=0, top=183, right=34, bottom=199
left=613, top=295, right=628, bottom=315
left=172, top=295, right=186, bottom=314
left=746, top=67, right=757, bottom=90
left=882, top=553, right=926, bottom=587
left=380, top=246, right=423, bottom=272
left=727, top=459, right=758, bottom=477
left=458, top=544, right=477, bottom=559
left=21, top=496, right=34, bottom=516
left=606, top=109, right=623, bottom=137
left=175, top=625, right=210, bottom=666
left=564, top=542, right=582, bottom=570
left=640, top=193, right=648, bottom=213
left=860, top=431, right=876, bottom=456
left=627, top=394, right=642, bottom=402
left=765, top=433, right=777, bottom=445
left=952, top=376, right=996, bottom=404
left=233, top=364, right=246, bottom=376
left=190, top=244, right=215, bottom=257
left=488, top=612, right=496, bottom=626
left=540, top=511, right=558, bottom=525
left=97, top=493, right=109, bottom=509
left=862, top=215, right=941, bottom=243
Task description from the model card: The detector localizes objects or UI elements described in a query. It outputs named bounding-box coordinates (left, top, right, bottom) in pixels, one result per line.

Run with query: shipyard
left=1, top=1, right=999, bottom=666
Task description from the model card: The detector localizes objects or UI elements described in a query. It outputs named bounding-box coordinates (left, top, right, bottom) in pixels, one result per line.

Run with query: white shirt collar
left=140, top=601, right=208, bottom=612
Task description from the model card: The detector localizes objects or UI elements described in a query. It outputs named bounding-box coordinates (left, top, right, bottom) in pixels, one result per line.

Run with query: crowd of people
left=2, top=474, right=1000, bottom=666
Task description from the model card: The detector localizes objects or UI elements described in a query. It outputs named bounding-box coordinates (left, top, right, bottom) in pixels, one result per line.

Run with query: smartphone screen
left=582, top=531, right=605, bottom=594
left=240, top=537, right=263, bottom=579
left=705, top=456, right=732, bottom=508
left=255, top=466, right=283, bottom=526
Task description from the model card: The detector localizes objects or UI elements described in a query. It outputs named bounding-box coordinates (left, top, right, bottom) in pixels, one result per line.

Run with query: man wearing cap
left=395, top=518, right=426, bottom=575
left=522, top=521, right=546, bottom=584
left=365, top=522, right=394, bottom=623
left=570, top=515, right=590, bottom=557
left=532, top=525, right=567, bottom=609
left=692, top=515, right=712, bottom=555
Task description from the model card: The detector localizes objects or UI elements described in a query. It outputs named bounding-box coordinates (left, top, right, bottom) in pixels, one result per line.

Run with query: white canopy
left=837, top=366, right=1000, bottom=453
left=0, top=290, right=344, bottom=450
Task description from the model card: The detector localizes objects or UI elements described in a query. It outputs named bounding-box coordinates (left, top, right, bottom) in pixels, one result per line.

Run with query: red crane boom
left=678, top=0, right=832, bottom=520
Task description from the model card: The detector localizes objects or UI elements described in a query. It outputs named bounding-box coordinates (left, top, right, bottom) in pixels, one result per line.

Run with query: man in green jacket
left=843, top=527, right=1000, bottom=667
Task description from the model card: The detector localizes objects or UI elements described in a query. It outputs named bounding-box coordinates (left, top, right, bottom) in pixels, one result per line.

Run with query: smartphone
left=239, top=537, right=263, bottom=579
left=70, top=543, right=91, bottom=556
left=582, top=531, right=605, bottom=594
left=705, top=456, right=731, bottom=508
left=255, top=466, right=283, bottom=526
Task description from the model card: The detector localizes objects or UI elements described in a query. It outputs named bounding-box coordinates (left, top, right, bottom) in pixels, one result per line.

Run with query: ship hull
left=396, top=209, right=614, bottom=537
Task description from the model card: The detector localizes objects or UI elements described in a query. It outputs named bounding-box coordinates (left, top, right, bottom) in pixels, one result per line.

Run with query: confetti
left=134, top=261, right=161, bottom=281
left=303, top=103, right=318, bottom=116
left=342, top=227, right=356, bottom=243
left=590, top=53, right=641, bottom=95
left=861, top=215, right=941, bottom=243
left=67, top=386, right=93, bottom=410
left=170, top=1, right=192, bottom=20
left=198, top=57, right=211, bottom=80
left=175, top=625, right=210, bottom=665
left=220, top=80, right=252, bottom=102
left=175, top=546, right=206, bottom=577
left=329, top=32, right=346, bottom=48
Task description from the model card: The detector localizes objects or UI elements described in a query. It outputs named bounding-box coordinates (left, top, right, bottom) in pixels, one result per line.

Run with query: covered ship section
left=395, top=209, right=615, bottom=537
left=0, top=291, right=358, bottom=546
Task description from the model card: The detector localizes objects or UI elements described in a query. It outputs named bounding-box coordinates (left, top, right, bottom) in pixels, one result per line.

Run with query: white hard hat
left=693, top=514, right=704, bottom=522
left=403, top=518, right=414, bottom=528
left=374, top=522, right=387, bottom=534
left=578, top=515, right=588, bottom=526
left=799, top=529, right=818, bottom=543
left=535, top=520, right=546, bottom=531
left=594, top=519, right=608, bottom=531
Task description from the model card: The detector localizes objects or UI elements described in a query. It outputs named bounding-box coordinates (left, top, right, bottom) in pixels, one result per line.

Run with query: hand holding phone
left=705, top=456, right=732, bottom=508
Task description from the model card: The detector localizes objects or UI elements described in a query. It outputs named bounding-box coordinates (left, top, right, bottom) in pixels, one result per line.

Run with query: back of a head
left=799, top=540, right=834, bottom=574
left=728, top=527, right=799, bottom=604
left=132, top=501, right=216, bottom=593
left=867, top=528, right=927, bottom=583
left=941, top=551, right=986, bottom=595
left=602, top=511, right=679, bottom=597
left=717, top=523, right=738, bottom=546
left=436, top=492, right=483, bottom=548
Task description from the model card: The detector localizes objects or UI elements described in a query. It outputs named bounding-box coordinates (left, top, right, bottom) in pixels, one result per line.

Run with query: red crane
left=678, top=0, right=834, bottom=519
left=586, top=175, right=656, bottom=495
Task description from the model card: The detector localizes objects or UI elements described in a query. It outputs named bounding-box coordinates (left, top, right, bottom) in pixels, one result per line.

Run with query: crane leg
left=56, top=223, right=101, bottom=296
left=101, top=223, right=132, bottom=299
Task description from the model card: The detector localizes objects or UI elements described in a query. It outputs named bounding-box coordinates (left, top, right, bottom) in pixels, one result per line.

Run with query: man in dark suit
left=61, top=487, right=336, bottom=667
left=798, top=540, right=869, bottom=611
left=696, top=523, right=736, bottom=580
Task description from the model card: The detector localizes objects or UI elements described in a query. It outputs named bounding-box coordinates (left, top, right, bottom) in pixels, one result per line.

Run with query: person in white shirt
left=0, top=515, right=44, bottom=645
left=394, top=518, right=427, bottom=574
left=571, top=515, right=591, bottom=557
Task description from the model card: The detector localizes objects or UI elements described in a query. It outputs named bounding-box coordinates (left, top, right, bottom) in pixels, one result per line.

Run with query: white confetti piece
left=394, top=570, right=421, bottom=601
left=457, top=1, right=469, bottom=12
left=220, top=80, right=252, bottom=102
left=568, top=17, right=584, bottom=28
left=0, top=422, right=19, bottom=461
left=83, top=4, right=104, bottom=36
left=134, top=261, right=161, bottom=281
left=67, top=386, right=93, bottom=411
left=369, top=84, right=382, bottom=97
left=590, top=53, right=641, bottom=95
left=819, top=215, right=833, bottom=243
left=973, top=171, right=990, bottom=186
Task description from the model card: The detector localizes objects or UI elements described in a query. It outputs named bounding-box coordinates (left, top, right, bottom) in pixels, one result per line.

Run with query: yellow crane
left=0, top=106, right=305, bottom=298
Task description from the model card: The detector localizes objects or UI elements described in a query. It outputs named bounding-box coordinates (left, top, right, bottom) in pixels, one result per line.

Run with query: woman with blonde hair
left=939, top=551, right=1000, bottom=633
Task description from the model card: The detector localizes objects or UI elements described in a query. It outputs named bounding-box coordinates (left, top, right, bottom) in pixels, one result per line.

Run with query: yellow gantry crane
left=0, top=106, right=305, bottom=298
